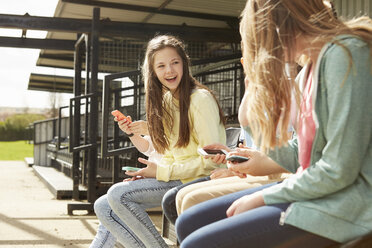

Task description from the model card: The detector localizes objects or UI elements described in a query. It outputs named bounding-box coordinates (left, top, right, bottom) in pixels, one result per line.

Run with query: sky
left=0, top=0, right=73, bottom=109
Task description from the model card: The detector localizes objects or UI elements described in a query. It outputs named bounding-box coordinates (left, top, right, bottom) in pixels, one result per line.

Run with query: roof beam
left=0, top=14, right=92, bottom=33
left=39, top=53, right=74, bottom=61
left=100, top=20, right=240, bottom=42
left=61, top=0, right=239, bottom=26
left=0, top=36, right=75, bottom=50
left=35, top=63, right=73, bottom=70
left=141, top=0, right=173, bottom=23
left=0, top=14, right=240, bottom=43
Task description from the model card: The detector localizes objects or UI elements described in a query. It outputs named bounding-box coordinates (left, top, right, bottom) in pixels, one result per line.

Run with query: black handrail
left=68, top=93, right=95, bottom=153
left=101, top=70, right=141, bottom=158
left=57, top=105, right=70, bottom=151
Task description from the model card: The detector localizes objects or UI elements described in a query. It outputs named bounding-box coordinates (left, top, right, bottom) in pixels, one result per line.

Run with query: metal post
left=57, top=106, right=69, bottom=150
left=113, top=90, right=120, bottom=183
left=87, top=7, right=100, bottom=203
left=82, top=34, right=91, bottom=186
left=72, top=34, right=82, bottom=201
left=233, top=63, right=238, bottom=115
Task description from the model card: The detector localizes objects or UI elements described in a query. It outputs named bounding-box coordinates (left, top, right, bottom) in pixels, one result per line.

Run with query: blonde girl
left=176, top=1, right=372, bottom=247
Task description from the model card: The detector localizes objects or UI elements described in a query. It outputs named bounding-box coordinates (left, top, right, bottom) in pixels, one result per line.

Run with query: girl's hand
left=125, top=158, right=157, bottom=178
left=226, top=191, right=264, bottom=217
left=202, top=143, right=231, bottom=164
left=227, top=146, right=288, bottom=176
left=210, top=153, right=227, bottom=164
left=128, top=120, right=149, bottom=136
left=210, top=168, right=246, bottom=180
left=203, top=143, right=231, bottom=152
left=123, top=176, right=144, bottom=182
left=116, top=116, right=133, bottom=135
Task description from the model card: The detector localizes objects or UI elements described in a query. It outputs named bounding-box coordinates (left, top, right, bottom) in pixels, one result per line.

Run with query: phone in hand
left=122, top=166, right=141, bottom=172
left=198, top=148, right=228, bottom=158
left=111, top=110, right=131, bottom=122
left=226, top=155, right=249, bottom=163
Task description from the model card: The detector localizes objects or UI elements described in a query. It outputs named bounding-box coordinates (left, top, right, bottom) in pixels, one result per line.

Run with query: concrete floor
left=0, top=161, right=165, bottom=248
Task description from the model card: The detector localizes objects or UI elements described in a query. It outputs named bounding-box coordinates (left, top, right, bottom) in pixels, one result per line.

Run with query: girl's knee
left=175, top=207, right=201, bottom=242
left=106, top=183, right=129, bottom=209
left=94, top=195, right=110, bottom=217
left=162, top=187, right=177, bottom=209
left=107, top=182, right=124, bottom=198
left=175, top=211, right=189, bottom=241
left=181, top=191, right=207, bottom=213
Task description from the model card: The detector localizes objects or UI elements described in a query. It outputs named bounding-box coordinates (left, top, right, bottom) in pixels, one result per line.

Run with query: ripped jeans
left=91, top=178, right=182, bottom=248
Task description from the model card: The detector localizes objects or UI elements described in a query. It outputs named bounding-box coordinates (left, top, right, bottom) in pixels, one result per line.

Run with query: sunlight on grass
left=0, top=141, right=33, bottom=160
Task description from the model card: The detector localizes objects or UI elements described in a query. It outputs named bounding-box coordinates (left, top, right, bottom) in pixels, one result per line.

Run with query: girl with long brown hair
left=91, top=35, right=226, bottom=248
left=176, top=1, right=372, bottom=247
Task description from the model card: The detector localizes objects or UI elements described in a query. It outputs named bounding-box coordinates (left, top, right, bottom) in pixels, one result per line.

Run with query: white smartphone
left=197, top=148, right=228, bottom=158
left=122, top=166, right=141, bottom=172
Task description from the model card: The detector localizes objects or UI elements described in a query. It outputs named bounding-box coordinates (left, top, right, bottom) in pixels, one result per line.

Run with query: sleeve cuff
left=261, top=183, right=287, bottom=205
left=156, top=163, right=171, bottom=182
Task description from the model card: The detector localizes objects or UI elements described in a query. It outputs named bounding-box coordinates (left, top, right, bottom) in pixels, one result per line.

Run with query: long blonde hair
left=240, top=0, right=372, bottom=151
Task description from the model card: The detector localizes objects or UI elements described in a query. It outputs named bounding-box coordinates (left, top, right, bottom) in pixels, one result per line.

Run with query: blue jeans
left=176, top=183, right=339, bottom=248
left=89, top=224, right=116, bottom=248
left=162, top=176, right=210, bottom=225
left=91, top=178, right=182, bottom=248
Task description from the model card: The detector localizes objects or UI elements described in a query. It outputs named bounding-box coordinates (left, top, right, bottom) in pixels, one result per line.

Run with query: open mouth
left=165, top=76, right=177, bottom=83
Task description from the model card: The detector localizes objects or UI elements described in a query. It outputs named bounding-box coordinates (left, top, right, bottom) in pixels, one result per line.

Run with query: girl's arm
left=128, top=135, right=150, bottom=153
left=228, top=147, right=289, bottom=176
left=117, top=118, right=149, bottom=153
left=262, top=37, right=372, bottom=204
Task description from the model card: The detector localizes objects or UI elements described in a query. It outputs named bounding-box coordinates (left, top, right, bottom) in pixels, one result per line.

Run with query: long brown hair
left=142, top=35, right=225, bottom=154
left=240, top=0, right=372, bottom=151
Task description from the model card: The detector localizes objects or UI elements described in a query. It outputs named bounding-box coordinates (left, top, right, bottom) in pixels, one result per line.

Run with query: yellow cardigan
left=156, top=89, right=226, bottom=183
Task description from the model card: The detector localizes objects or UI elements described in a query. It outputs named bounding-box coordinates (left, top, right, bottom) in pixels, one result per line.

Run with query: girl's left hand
left=226, top=191, right=265, bottom=217
left=125, top=158, right=157, bottom=178
left=128, top=120, right=149, bottom=136
left=123, top=176, right=144, bottom=182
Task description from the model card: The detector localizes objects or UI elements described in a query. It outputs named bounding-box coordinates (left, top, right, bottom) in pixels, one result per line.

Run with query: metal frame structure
left=0, top=3, right=245, bottom=214
left=65, top=9, right=100, bottom=212
left=61, top=0, right=240, bottom=27
left=101, top=71, right=142, bottom=184
left=57, top=106, right=69, bottom=151
left=0, top=13, right=240, bottom=48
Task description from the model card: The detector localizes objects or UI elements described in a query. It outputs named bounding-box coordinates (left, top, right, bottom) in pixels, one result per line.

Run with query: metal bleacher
left=32, top=29, right=244, bottom=216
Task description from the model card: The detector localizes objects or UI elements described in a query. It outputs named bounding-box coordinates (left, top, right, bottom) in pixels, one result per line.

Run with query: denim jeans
left=176, top=182, right=338, bottom=248
left=91, top=178, right=182, bottom=248
left=90, top=223, right=117, bottom=248
left=162, top=176, right=210, bottom=225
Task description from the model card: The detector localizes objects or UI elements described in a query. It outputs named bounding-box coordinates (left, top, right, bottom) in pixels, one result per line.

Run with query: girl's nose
left=165, top=64, right=173, bottom=73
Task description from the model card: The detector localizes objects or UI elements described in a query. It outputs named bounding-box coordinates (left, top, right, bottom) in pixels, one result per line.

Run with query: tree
left=0, top=113, right=46, bottom=141
left=47, top=92, right=61, bottom=118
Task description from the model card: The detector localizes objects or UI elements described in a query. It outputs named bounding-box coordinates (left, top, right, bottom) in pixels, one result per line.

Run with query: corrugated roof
left=31, top=0, right=246, bottom=92
left=31, top=0, right=372, bottom=93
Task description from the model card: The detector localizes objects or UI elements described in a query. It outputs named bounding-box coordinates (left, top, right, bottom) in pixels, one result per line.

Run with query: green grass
left=0, top=141, right=33, bottom=160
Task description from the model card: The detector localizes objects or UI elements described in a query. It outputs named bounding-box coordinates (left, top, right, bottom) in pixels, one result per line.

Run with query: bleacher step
left=24, top=157, right=34, bottom=167
left=33, top=165, right=87, bottom=199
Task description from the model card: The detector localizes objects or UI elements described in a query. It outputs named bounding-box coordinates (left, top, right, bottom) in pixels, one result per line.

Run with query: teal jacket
left=261, top=35, right=372, bottom=242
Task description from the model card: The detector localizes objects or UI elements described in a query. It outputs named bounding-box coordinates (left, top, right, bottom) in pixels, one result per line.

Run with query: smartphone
left=111, top=110, right=131, bottom=122
left=226, top=155, right=249, bottom=163
left=198, top=148, right=228, bottom=157
left=122, top=166, right=141, bottom=172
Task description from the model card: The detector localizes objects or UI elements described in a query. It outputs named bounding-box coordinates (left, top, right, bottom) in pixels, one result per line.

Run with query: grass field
left=0, top=141, right=33, bottom=160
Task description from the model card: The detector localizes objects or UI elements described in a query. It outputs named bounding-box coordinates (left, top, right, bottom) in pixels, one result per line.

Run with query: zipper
left=279, top=204, right=293, bottom=226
